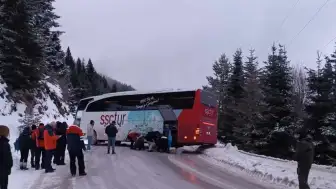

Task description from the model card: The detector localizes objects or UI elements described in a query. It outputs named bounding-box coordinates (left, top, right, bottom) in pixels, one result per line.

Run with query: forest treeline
left=0, top=0, right=133, bottom=116
left=204, top=45, right=336, bottom=165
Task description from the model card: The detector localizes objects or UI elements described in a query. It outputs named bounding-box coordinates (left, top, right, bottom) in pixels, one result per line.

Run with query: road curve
left=28, top=146, right=282, bottom=189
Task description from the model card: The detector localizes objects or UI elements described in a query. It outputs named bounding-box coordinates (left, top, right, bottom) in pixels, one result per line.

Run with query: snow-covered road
left=28, top=146, right=282, bottom=189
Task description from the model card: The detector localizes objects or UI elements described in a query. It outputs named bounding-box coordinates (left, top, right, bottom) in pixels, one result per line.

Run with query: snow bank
left=204, top=143, right=336, bottom=189
left=0, top=79, right=74, bottom=188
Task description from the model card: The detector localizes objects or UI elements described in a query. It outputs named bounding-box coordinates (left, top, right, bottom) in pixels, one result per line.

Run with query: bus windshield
left=200, top=90, right=217, bottom=107
left=74, top=97, right=94, bottom=126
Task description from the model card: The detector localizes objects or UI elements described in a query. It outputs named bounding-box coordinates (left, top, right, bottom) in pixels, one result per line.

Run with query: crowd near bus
left=0, top=121, right=88, bottom=189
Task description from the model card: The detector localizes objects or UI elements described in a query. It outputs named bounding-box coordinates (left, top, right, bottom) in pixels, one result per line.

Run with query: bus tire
left=93, top=131, right=98, bottom=145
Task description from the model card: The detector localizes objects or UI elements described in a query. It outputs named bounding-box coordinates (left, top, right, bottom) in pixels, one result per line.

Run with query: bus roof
left=86, top=88, right=198, bottom=102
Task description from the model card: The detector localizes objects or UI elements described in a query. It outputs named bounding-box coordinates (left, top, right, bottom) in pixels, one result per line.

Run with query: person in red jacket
left=67, top=125, right=87, bottom=176
left=44, top=124, right=60, bottom=173
left=33, top=123, right=46, bottom=170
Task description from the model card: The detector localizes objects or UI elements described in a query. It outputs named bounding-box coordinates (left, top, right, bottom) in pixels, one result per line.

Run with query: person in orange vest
left=66, top=125, right=86, bottom=176
left=32, top=123, right=46, bottom=170
left=43, top=123, right=60, bottom=173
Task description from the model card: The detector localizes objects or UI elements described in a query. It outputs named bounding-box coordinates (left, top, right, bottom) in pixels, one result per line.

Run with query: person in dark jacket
left=0, top=125, right=13, bottom=189
left=33, top=123, right=46, bottom=170
left=133, top=135, right=145, bottom=150
left=54, top=121, right=67, bottom=165
left=145, top=131, right=161, bottom=152
left=66, top=125, right=86, bottom=176
left=105, top=121, right=118, bottom=154
left=294, top=133, right=314, bottom=189
left=30, top=125, right=37, bottom=168
left=18, top=126, right=32, bottom=170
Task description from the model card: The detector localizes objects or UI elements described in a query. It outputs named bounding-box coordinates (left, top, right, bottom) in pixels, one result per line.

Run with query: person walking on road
left=294, top=132, right=314, bottom=189
left=30, top=125, right=37, bottom=168
left=86, top=120, right=94, bottom=151
left=33, top=123, right=46, bottom=170
left=0, top=125, right=13, bottom=189
left=67, top=125, right=87, bottom=176
left=18, top=126, right=31, bottom=170
left=44, top=124, right=60, bottom=173
left=105, top=121, right=118, bottom=154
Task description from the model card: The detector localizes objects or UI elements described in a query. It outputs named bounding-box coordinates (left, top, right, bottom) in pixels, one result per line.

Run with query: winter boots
left=20, top=162, right=28, bottom=170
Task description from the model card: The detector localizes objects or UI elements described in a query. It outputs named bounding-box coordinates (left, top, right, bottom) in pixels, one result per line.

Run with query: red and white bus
left=74, top=89, right=218, bottom=147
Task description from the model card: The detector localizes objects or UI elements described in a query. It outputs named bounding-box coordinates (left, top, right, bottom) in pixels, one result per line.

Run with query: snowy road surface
left=29, top=146, right=282, bottom=189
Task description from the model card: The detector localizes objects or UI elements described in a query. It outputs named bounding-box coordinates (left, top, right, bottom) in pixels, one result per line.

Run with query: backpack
left=14, top=137, right=20, bottom=151
left=38, top=127, right=44, bottom=140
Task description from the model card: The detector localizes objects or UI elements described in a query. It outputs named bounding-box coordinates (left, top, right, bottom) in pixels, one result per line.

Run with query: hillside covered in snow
left=0, top=77, right=72, bottom=138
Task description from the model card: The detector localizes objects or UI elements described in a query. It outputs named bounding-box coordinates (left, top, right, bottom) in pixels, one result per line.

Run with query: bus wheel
left=115, top=141, right=121, bottom=146
left=93, top=131, right=98, bottom=145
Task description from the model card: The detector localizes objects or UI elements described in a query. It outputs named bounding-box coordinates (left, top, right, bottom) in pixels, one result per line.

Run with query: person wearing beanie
left=54, top=121, right=67, bottom=165
left=30, top=125, right=37, bottom=168
left=18, top=126, right=31, bottom=170
left=0, top=125, right=13, bottom=189
left=67, top=125, right=86, bottom=176
left=33, top=123, right=46, bottom=170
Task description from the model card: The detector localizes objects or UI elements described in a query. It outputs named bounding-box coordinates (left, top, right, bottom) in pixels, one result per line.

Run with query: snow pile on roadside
left=204, top=143, right=336, bottom=189
left=0, top=79, right=74, bottom=189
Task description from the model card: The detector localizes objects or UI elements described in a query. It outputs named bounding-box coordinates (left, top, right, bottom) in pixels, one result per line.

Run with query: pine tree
left=0, top=0, right=43, bottom=90
left=306, top=51, right=336, bottom=165
left=258, top=44, right=294, bottom=158
left=111, top=83, right=117, bottom=93
left=226, top=49, right=245, bottom=145
left=204, top=53, right=231, bottom=141
left=239, top=49, right=262, bottom=151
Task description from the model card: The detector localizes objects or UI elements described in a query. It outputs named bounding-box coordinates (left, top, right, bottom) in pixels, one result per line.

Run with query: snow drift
left=0, top=78, right=74, bottom=188
left=203, top=143, right=336, bottom=189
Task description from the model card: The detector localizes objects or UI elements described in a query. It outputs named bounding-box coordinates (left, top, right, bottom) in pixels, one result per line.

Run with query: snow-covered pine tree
left=258, top=44, right=294, bottom=158
left=239, top=49, right=263, bottom=151
left=226, top=49, right=245, bottom=146
left=203, top=53, right=232, bottom=142
left=306, top=51, right=336, bottom=165
left=0, top=0, right=43, bottom=90
left=86, top=59, right=99, bottom=95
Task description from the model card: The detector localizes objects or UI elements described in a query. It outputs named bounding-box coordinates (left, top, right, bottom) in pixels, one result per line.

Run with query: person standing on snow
left=67, top=125, right=87, bottom=176
left=54, top=121, right=67, bottom=165
left=294, top=132, right=314, bottom=189
left=50, top=121, right=57, bottom=164
left=44, top=124, right=60, bottom=173
left=30, top=125, right=37, bottom=168
left=0, top=125, right=13, bottom=189
left=18, top=126, right=32, bottom=170
left=33, top=123, right=46, bottom=170
left=86, top=120, right=94, bottom=151
left=105, top=121, right=118, bottom=154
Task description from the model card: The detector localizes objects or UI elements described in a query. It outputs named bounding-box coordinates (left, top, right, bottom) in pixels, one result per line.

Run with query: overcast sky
left=54, top=0, right=336, bottom=90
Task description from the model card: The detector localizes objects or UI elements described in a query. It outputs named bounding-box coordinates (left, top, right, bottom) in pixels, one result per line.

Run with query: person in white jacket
left=86, top=120, right=94, bottom=151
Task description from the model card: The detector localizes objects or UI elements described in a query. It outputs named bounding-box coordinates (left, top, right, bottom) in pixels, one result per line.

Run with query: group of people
left=0, top=121, right=88, bottom=189
left=127, top=128, right=172, bottom=153
left=14, top=122, right=68, bottom=172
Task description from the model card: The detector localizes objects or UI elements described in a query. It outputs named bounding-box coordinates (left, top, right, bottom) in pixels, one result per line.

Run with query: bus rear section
left=177, top=89, right=218, bottom=145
